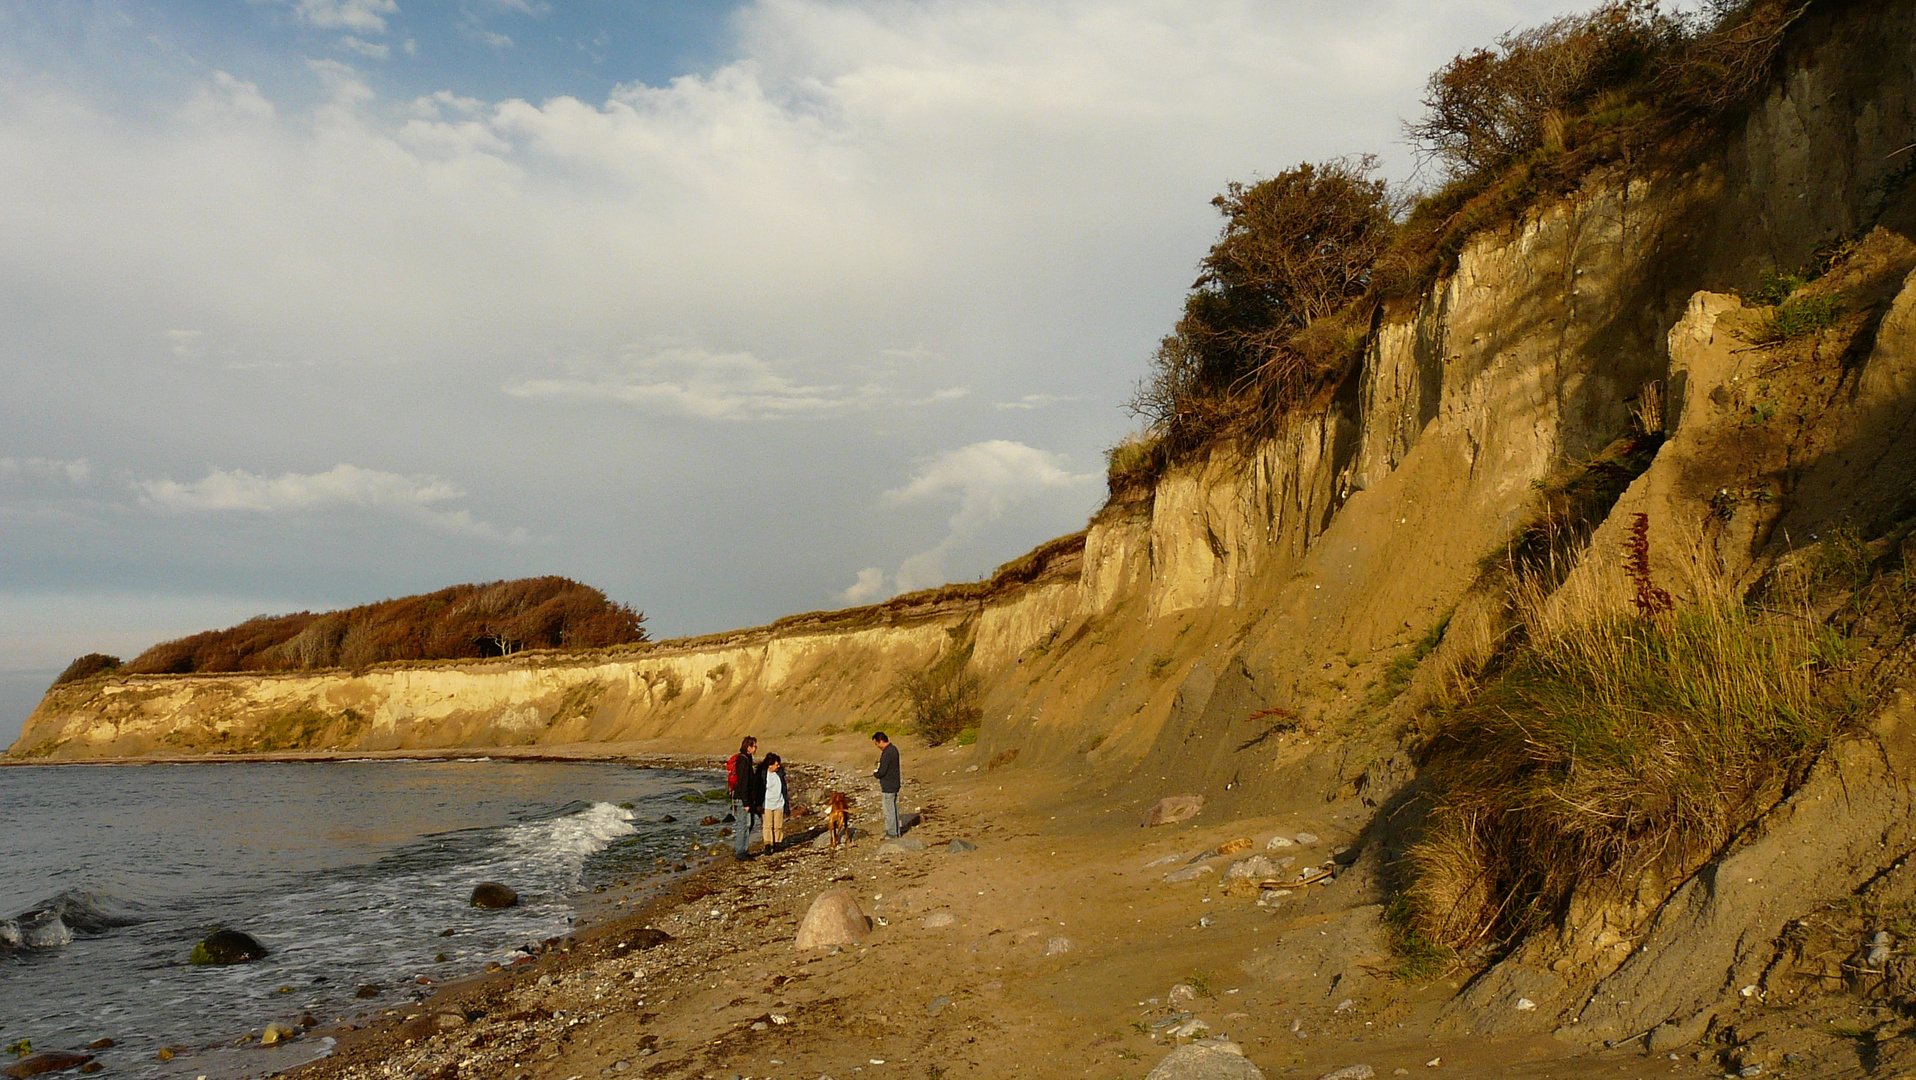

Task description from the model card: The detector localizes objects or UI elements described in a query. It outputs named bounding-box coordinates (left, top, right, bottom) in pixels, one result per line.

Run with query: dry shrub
left=895, top=645, right=982, bottom=747
left=52, top=653, right=122, bottom=687
left=1105, top=432, right=1169, bottom=495
left=123, top=577, right=647, bottom=675
left=1407, top=531, right=1862, bottom=952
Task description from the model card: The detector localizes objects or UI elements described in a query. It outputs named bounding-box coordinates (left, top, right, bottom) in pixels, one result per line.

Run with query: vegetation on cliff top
left=1113, top=0, right=1812, bottom=495
left=107, top=577, right=646, bottom=678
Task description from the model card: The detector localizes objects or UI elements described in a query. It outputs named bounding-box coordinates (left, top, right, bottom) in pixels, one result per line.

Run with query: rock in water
left=2, top=1053, right=94, bottom=1079
left=189, top=929, right=268, bottom=965
left=470, top=882, right=519, bottom=909
left=1144, top=1044, right=1264, bottom=1080
left=794, top=888, right=871, bottom=949
left=1142, top=796, right=1204, bottom=827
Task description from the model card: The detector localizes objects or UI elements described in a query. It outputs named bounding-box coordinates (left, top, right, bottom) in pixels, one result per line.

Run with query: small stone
left=614, top=1063, right=631, bottom=1073
left=921, top=912, right=956, bottom=929
left=259, top=1022, right=297, bottom=1046
left=1394, top=1071, right=1408, bottom=1077
left=946, top=839, right=978, bottom=853
left=1044, top=936, right=1074, bottom=956
left=1164, top=865, right=1216, bottom=884
left=435, top=952, right=449, bottom=963
left=1738, top=1068, right=1763, bottom=1078
left=1316, top=1067, right=1373, bottom=1080
left=82, top=1041, right=113, bottom=1052
left=2, top=1053, right=94, bottom=1079
left=155, top=1049, right=173, bottom=1061
left=1335, top=999, right=1354, bottom=1012
left=1142, top=796, right=1205, bottom=827
left=659, top=815, right=676, bottom=823
left=1225, top=856, right=1279, bottom=881
left=1215, top=838, right=1253, bottom=856
left=1143, top=1043, right=1265, bottom=1080
left=699, top=816, right=720, bottom=826
left=355, top=984, right=382, bottom=999
left=1257, top=889, right=1293, bottom=906
left=875, top=837, right=926, bottom=857
left=439, top=928, right=456, bottom=937
left=927, top=995, right=951, bottom=1016
left=1513, top=998, right=1536, bottom=1011
left=1168, top=983, right=1199, bottom=1006
left=1145, top=853, right=1185, bottom=868
left=751, top=1022, right=769, bottom=1032
left=1266, top=835, right=1294, bottom=849
left=470, top=882, right=519, bottom=909
left=1198, top=916, right=1214, bottom=927
left=1424, top=1059, right=1441, bottom=1068
left=1294, top=832, right=1319, bottom=845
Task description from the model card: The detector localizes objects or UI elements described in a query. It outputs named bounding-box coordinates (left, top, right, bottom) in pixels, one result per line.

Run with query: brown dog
left=826, top=791, right=851, bottom=848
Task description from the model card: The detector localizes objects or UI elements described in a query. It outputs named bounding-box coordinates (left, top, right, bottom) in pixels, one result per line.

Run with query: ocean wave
left=0, top=889, right=143, bottom=949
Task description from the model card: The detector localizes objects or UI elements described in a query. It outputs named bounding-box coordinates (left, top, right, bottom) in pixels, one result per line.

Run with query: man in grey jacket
left=872, top=731, right=902, bottom=838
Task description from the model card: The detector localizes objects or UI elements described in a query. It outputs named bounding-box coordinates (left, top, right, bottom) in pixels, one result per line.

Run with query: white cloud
left=994, top=393, right=1081, bottom=410
left=281, top=0, right=399, bottom=35
left=0, top=457, right=92, bottom=486
left=339, top=36, right=392, bottom=60
left=505, top=346, right=882, bottom=421
left=135, top=464, right=522, bottom=540
left=480, top=0, right=549, bottom=13
left=840, top=566, right=888, bottom=604
left=478, top=30, right=515, bottom=50
left=879, top=440, right=1098, bottom=594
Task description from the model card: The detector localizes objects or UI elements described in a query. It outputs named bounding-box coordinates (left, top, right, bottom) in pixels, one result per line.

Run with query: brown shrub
left=122, top=577, right=647, bottom=675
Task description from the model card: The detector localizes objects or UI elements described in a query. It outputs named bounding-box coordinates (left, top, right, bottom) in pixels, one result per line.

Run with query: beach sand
left=275, top=745, right=1751, bottom=1080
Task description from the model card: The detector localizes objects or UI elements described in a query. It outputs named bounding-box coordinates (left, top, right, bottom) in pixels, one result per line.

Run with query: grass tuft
left=1405, top=565, right=1863, bottom=952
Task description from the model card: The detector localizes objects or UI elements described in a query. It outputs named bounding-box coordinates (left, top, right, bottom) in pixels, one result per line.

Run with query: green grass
left=1749, top=293, right=1846, bottom=344
left=1406, top=597, right=1862, bottom=951
left=1367, top=613, right=1451, bottom=711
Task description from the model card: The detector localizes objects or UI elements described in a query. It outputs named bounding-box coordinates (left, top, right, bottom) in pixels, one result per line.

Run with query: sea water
left=0, top=759, right=722, bottom=1078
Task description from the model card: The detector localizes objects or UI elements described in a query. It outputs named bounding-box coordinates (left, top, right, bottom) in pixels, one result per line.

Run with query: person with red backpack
left=729, top=736, right=761, bottom=860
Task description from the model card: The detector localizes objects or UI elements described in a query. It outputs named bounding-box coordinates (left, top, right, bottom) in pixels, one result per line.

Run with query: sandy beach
left=270, top=744, right=1755, bottom=1080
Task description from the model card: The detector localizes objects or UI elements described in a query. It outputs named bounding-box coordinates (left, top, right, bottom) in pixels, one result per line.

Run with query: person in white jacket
left=758, top=754, right=788, bottom=851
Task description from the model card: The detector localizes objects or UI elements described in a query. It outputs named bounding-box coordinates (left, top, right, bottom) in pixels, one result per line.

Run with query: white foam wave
left=501, top=801, right=637, bottom=862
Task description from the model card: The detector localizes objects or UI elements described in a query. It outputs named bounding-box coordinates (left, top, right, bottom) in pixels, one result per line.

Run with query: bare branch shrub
left=895, top=646, right=983, bottom=747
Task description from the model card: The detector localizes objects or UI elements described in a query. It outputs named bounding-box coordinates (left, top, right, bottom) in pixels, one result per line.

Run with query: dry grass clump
left=895, top=643, right=983, bottom=747
left=1406, top=533, right=1862, bottom=952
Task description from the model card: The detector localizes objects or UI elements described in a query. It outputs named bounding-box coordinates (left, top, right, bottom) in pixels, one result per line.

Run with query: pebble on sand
left=1142, top=796, right=1205, bottom=827
left=1316, top=1066, right=1374, bottom=1080
left=1143, top=1042, right=1264, bottom=1080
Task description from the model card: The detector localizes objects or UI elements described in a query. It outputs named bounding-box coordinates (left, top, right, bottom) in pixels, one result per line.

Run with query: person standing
left=759, top=754, right=787, bottom=852
left=871, top=731, right=902, bottom=838
left=731, top=736, right=761, bottom=860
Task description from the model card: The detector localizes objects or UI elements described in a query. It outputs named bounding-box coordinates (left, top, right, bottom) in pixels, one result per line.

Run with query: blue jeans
left=734, top=807, right=760, bottom=857
left=882, top=792, right=900, bottom=838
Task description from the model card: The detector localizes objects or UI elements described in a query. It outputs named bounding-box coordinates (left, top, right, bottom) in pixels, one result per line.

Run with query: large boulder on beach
left=470, top=882, right=519, bottom=909
left=189, top=929, right=268, bottom=965
left=1, top=1052, right=94, bottom=1079
left=794, top=888, right=871, bottom=949
left=1142, top=796, right=1204, bottom=827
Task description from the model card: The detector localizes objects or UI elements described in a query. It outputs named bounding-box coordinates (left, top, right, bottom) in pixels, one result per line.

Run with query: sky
left=0, top=0, right=1617, bottom=740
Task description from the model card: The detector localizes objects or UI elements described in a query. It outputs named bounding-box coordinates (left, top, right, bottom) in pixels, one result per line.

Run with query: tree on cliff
left=120, top=577, right=647, bottom=675
left=1130, top=155, right=1398, bottom=451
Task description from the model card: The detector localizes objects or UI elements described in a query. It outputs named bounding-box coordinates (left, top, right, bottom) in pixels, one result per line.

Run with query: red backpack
left=725, top=753, right=743, bottom=794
